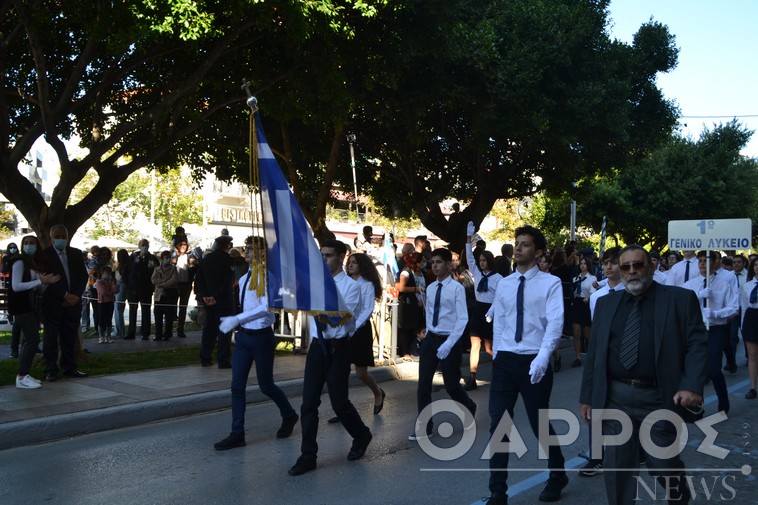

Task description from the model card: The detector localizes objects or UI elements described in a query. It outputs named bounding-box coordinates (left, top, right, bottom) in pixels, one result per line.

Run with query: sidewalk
left=0, top=331, right=406, bottom=451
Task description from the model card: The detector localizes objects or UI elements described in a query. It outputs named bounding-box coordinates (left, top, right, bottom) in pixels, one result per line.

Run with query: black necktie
left=619, top=297, right=642, bottom=369
left=750, top=283, right=758, bottom=304
left=702, top=278, right=707, bottom=308
left=684, top=260, right=691, bottom=283
left=432, top=282, right=443, bottom=327
left=477, top=271, right=495, bottom=293
left=515, top=275, right=525, bottom=342
left=609, top=287, right=615, bottom=292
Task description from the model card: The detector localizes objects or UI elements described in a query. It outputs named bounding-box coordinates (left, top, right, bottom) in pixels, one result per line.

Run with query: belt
left=614, top=378, right=658, bottom=389
left=426, top=331, right=449, bottom=341
left=237, top=327, right=270, bottom=335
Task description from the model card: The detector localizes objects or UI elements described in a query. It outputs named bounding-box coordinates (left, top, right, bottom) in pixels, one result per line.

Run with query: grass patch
left=0, top=321, right=205, bottom=345
left=1, top=346, right=203, bottom=386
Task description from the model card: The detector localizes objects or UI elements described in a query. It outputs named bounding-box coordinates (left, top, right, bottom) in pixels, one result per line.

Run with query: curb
left=0, top=365, right=400, bottom=450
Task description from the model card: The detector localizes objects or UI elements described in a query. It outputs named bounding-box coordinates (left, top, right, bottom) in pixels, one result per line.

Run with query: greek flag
left=382, top=233, right=399, bottom=282
left=256, top=118, right=349, bottom=324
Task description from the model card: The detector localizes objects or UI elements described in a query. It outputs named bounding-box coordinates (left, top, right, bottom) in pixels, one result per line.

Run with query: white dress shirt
left=589, top=281, right=625, bottom=320
left=653, top=269, right=668, bottom=285
left=237, top=269, right=276, bottom=330
left=465, top=243, right=502, bottom=303
left=491, top=265, right=564, bottom=360
left=683, top=274, right=738, bottom=326
left=734, top=270, right=747, bottom=290
left=353, top=276, right=375, bottom=330
left=572, top=273, right=596, bottom=299
left=667, top=256, right=698, bottom=287
left=716, top=267, right=739, bottom=292
left=309, top=271, right=358, bottom=340
left=425, top=275, right=468, bottom=345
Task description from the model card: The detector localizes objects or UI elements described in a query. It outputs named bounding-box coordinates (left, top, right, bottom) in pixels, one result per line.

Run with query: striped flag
left=382, top=232, right=399, bottom=282
left=255, top=117, right=350, bottom=325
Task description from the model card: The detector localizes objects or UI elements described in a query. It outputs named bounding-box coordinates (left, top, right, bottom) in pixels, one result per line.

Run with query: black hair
left=514, top=225, right=547, bottom=254
left=430, top=247, right=452, bottom=262
left=321, top=239, right=346, bottom=256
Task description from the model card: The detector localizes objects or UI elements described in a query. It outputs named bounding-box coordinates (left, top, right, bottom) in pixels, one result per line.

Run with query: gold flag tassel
left=244, top=82, right=266, bottom=298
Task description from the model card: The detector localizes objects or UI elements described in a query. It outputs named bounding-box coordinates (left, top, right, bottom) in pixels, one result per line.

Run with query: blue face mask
left=140, top=246, right=149, bottom=254
left=22, top=245, right=35, bottom=255
left=53, top=239, right=68, bottom=251
left=8, top=246, right=18, bottom=254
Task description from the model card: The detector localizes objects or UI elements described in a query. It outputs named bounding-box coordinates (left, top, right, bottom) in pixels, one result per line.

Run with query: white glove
left=466, top=221, right=476, bottom=237
left=702, top=307, right=712, bottom=321
left=485, top=314, right=493, bottom=324
left=529, top=355, right=550, bottom=384
left=219, top=315, right=241, bottom=334
left=436, top=340, right=453, bottom=360
left=485, top=306, right=494, bottom=321
left=697, top=288, right=712, bottom=300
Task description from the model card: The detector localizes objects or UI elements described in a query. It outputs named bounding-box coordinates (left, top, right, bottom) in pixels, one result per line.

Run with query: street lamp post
left=347, top=134, right=359, bottom=217
left=570, top=181, right=577, bottom=242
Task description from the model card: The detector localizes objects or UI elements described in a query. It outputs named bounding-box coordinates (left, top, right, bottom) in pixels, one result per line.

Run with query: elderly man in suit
left=579, top=245, right=708, bottom=505
left=42, top=224, right=89, bottom=381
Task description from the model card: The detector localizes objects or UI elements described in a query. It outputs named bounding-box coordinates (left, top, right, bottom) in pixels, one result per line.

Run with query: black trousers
left=200, top=305, right=232, bottom=365
left=488, top=351, right=565, bottom=496
left=127, top=289, right=153, bottom=338
left=43, top=302, right=81, bottom=375
left=299, top=338, right=371, bottom=461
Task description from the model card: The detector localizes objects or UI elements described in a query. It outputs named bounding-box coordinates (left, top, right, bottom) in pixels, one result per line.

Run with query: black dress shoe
left=746, top=389, right=757, bottom=400
left=201, top=361, right=213, bottom=367
left=45, top=374, right=58, bottom=382
left=63, top=370, right=88, bottom=378
left=177, top=332, right=187, bottom=338
left=539, top=474, right=568, bottom=502
left=327, top=415, right=340, bottom=424
left=570, top=358, right=582, bottom=368
left=347, top=431, right=372, bottom=461
left=288, top=457, right=316, bottom=476
left=718, top=399, right=730, bottom=415
left=277, top=413, right=299, bottom=439
left=373, top=389, right=386, bottom=415
left=214, top=432, right=246, bottom=451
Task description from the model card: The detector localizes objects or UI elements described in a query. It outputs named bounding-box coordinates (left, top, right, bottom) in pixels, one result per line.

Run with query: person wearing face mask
left=9, top=236, right=61, bottom=388
left=123, top=239, right=159, bottom=340
left=42, top=224, right=89, bottom=381
left=2, top=242, right=21, bottom=358
left=94, top=266, right=119, bottom=343
left=151, top=250, right=179, bottom=341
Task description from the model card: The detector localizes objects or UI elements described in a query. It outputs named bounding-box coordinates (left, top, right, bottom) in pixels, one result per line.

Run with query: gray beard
left=625, top=276, right=653, bottom=296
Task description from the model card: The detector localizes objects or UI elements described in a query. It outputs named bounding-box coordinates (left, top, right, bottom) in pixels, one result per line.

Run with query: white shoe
left=16, top=375, right=42, bottom=389
left=98, top=337, right=106, bottom=343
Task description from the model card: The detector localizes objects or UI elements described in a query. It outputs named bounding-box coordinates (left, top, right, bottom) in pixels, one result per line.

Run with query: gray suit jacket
left=579, top=283, right=708, bottom=418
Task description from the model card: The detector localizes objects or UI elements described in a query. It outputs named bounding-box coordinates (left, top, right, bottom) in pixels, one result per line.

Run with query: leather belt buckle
left=617, top=378, right=658, bottom=389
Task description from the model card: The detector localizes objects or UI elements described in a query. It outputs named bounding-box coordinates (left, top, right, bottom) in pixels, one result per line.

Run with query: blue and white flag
left=255, top=117, right=350, bottom=325
left=382, top=233, right=399, bottom=282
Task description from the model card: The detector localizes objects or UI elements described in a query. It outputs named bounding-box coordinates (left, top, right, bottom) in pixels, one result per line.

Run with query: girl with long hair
left=395, top=251, right=426, bottom=361
left=9, top=235, right=61, bottom=388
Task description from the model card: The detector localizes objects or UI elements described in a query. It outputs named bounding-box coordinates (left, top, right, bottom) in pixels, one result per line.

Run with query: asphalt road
left=2, top=362, right=756, bottom=505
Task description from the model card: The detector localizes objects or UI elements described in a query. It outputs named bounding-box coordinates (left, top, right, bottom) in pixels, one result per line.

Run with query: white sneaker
left=16, top=375, right=42, bottom=389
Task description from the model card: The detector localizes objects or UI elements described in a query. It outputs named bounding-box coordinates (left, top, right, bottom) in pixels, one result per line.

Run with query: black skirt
left=742, top=307, right=758, bottom=344
left=350, top=323, right=375, bottom=367
left=571, top=297, right=591, bottom=327
left=471, top=301, right=494, bottom=340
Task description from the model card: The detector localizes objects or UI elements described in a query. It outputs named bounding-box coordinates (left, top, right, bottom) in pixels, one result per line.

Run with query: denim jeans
left=230, top=327, right=295, bottom=434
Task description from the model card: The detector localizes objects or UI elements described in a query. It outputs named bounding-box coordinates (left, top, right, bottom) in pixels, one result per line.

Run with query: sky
left=608, top=0, right=758, bottom=157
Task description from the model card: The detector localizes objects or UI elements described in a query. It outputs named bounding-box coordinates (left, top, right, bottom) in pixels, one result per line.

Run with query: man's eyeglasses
left=619, top=261, right=646, bottom=272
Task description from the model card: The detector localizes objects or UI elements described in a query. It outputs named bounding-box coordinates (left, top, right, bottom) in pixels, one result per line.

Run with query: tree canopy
left=1, top=0, right=679, bottom=249
left=540, top=120, right=758, bottom=252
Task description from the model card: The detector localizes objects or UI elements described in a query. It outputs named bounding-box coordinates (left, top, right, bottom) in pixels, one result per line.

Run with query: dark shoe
left=327, top=415, right=340, bottom=424
left=553, top=355, right=562, bottom=373
left=373, top=389, right=386, bottom=415
left=288, top=457, right=316, bottom=476
left=201, top=361, right=213, bottom=367
left=277, top=413, right=299, bottom=439
left=45, top=373, right=58, bottom=382
left=484, top=494, right=508, bottom=505
left=214, top=432, right=246, bottom=451
left=152, top=337, right=162, bottom=341
left=218, top=362, right=232, bottom=369
left=63, top=370, right=88, bottom=378
left=463, top=375, right=477, bottom=391
left=571, top=358, right=582, bottom=368
left=538, top=474, right=568, bottom=502
left=746, top=389, right=757, bottom=400
left=124, top=334, right=135, bottom=340
left=141, top=336, right=149, bottom=341
left=177, top=332, right=187, bottom=338
left=718, top=399, right=730, bottom=415
left=9, top=351, right=18, bottom=358
left=579, top=459, right=602, bottom=477
left=408, top=425, right=433, bottom=441
left=347, top=432, right=372, bottom=461
left=726, top=363, right=738, bottom=374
